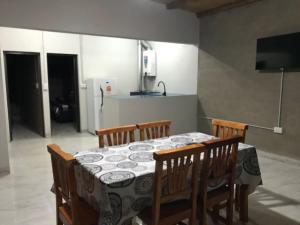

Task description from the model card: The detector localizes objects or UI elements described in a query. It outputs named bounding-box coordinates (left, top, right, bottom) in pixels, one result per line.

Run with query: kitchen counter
left=102, top=94, right=197, bottom=135
left=105, top=93, right=188, bottom=99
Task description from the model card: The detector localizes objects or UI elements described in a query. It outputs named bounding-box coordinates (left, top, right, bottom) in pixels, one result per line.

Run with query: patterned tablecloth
left=74, top=132, right=262, bottom=225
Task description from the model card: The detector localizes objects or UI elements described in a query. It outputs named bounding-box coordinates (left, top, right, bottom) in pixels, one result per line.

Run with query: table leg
left=239, top=184, right=249, bottom=222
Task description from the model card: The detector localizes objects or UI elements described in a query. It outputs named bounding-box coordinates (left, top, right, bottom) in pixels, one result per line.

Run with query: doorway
left=5, top=52, right=45, bottom=140
left=47, top=54, right=80, bottom=134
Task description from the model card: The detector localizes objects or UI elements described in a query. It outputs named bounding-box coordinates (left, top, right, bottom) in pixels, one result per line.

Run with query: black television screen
left=256, top=32, right=300, bottom=71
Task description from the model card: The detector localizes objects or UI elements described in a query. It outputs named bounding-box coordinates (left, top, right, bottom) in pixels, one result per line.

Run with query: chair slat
left=202, top=135, right=242, bottom=225
left=123, top=131, right=127, bottom=144
left=117, top=132, right=122, bottom=145
left=212, top=119, right=248, bottom=143
left=47, top=144, right=98, bottom=225
left=107, top=134, right=112, bottom=146
left=137, top=120, right=171, bottom=141
left=96, top=125, right=136, bottom=148
left=140, top=144, right=207, bottom=225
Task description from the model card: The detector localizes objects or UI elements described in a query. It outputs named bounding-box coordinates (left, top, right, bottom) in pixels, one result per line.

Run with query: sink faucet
left=158, top=81, right=166, bottom=96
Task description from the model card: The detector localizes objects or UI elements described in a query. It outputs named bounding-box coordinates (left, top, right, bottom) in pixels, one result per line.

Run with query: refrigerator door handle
left=100, top=86, right=104, bottom=112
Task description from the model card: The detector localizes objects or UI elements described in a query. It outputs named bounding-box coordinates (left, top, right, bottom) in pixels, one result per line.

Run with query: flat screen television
left=256, top=32, right=300, bottom=71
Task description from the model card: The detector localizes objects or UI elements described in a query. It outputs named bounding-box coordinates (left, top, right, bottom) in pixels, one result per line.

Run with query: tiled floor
left=0, top=124, right=300, bottom=225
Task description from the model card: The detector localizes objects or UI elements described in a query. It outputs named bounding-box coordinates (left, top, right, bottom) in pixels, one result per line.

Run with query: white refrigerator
left=86, top=78, right=117, bottom=134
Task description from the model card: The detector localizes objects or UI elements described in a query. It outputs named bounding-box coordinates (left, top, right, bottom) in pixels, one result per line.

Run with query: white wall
left=149, top=42, right=198, bottom=94
left=81, top=35, right=139, bottom=95
left=0, top=27, right=45, bottom=172
left=81, top=36, right=199, bottom=95
left=0, top=27, right=199, bottom=173
left=0, top=0, right=199, bottom=44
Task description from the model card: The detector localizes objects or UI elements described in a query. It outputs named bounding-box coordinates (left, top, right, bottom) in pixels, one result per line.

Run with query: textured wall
left=0, top=0, right=198, bottom=44
left=198, top=0, right=300, bottom=159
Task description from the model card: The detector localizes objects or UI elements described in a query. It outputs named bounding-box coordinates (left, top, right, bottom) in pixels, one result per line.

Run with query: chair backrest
left=47, top=144, right=77, bottom=221
left=203, top=136, right=242, bottom=187
left=95, top=124, right=136, bottom=148
left=137, top=120, right=171, bottom=141
left=212, top=119, right=248, bottom=143
left=152, top=144, right=207, bottom=225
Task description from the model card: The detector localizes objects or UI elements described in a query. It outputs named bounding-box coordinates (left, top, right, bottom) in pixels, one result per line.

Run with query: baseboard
left=257, top=149, right=300, bottom=167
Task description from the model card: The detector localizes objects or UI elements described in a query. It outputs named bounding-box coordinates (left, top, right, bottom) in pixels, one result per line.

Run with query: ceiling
left=152, top=0, right=261, bottom=17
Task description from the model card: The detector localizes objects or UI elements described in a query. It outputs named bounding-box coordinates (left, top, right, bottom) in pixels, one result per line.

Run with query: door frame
left=4, top=51, right=46, bottom=140
left=47, top=53, right=81, bottom=132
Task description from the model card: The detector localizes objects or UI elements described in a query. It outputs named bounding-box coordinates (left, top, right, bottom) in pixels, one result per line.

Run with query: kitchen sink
left=130, top=91, right=164, bottom=96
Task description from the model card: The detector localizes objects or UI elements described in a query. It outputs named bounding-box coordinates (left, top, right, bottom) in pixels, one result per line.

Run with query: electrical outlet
left=274, top=127, right=283, bottom=134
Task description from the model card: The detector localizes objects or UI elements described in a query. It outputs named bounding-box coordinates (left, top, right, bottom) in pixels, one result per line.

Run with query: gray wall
left=0, top=0, right=199, bottom=44
left=198, top=0, right=300, bottom=159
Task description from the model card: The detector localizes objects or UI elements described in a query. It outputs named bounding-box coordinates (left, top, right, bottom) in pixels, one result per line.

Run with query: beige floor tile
left=0, top=123, right=299, bottom=225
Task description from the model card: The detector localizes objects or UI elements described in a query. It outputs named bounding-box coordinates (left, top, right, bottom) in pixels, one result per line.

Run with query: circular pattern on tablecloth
left=100, top=211, right=113, bottom=225
left=117, top=161, right=138, bottom=169
left=132, top=165, right=148, bottom=172
left=156, top=144, right=175, bottom=150
left=101, top=163, right=117, bottom=171
left=76, top=154, right=103, bottom=163
left=100, top=171, right=135, bottom=188
left=105, top=155, right=127, bottom=162
left=236, top=150, right=246, bottom=164
left=122, top=195, right=135, bottom=216
left=131, top=197, right=152, bottom=211
left=175, top=143, right=187, bottom=148
left=235, top=165, right=243, bottom=179
left=89, top=147, right=109, bottom=153
left=135, top=174, right=153, bottom=195
left=81, top=167, right=95, bottom=193
left=170, top=136, right=193, bottom=143
left=110, top=143, right=130, bottom=148
left=156, top=136, right=169, bottom=141
left=139, top=140, right=162, bottom=145
left=243, top=150, right=261, bottom=176
left=182, top=132, right=203, bottom=138
left=129, top=144, right=154, bottom=151
left=108, top=193, right=122, bottom=224
left=193, top=137, right=210, bottom=143
left=118, top=150, right=131, bottom=155
left=129, top=152, right=153, bottom=162
left=82, top=164, right=102, bottom=174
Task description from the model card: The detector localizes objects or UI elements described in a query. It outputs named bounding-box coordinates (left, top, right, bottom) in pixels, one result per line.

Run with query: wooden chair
left=212, top=119, right=248, bottom=212
left=95, top=124, right=136, bottom=148
left=137, top=120, right=171, bottom=141
left=200, top=136, right=242, bottom=225
left=212, top=119, right=248, bottom=143
left=138, top=144, right=207, bottom=225
left=48, top=144, right=98, bottom=225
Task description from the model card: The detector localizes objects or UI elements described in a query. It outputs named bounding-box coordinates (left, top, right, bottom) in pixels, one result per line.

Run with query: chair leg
left=212, top=206, right=219, bottom=223
left=190, top=209, right=197, bottom=225
left=235, top=184, right=240, bottom=212
left=197, top=196, right=207, bottom=225
left=226, top=200, right=234, bottom=225
left=56, top=200, right=63, bottom=225
left=57, top=215, right=63, bottom=225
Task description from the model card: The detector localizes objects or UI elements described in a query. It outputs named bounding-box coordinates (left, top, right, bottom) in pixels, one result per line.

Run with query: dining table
left=74, top=132, right=262, bottom=225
